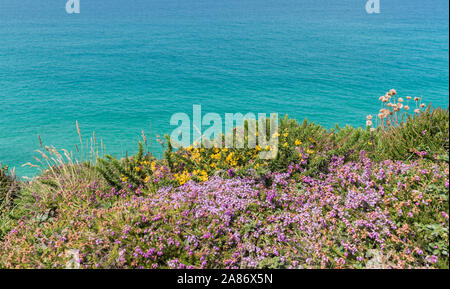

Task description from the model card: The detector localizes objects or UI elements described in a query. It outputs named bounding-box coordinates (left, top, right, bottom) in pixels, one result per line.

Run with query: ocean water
left=0, top=0, right=448, bottom=176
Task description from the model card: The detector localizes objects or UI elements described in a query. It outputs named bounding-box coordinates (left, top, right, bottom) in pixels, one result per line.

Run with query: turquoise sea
left=0, top=0, right=448, bottom=176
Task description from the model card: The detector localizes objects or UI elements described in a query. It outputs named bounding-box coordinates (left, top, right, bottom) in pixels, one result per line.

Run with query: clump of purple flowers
left=3, top=150, right=447, bottom=269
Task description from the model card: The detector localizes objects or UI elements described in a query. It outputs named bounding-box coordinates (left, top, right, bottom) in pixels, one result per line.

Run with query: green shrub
left=96, top=142, right=163, bottom=191
left=157, top=108, right=449, bottom=181
left=376, top=107, right=449, bottom=161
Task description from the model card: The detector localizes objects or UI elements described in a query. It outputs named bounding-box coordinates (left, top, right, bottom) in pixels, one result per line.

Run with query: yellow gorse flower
left=191, top=151, right=201, bottom=161
left=191, top=169, right=209, bottom=182
left=211, top=153, right=221, bottom=160
left=198, top=170, right=208, bottom=182
left=225, top=152, right=237, bottom=166
left=174, top=170, right=190, bottom=185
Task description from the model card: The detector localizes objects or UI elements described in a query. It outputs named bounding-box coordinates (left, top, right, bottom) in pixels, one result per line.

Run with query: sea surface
left=0, top=0, right=448, bottom=176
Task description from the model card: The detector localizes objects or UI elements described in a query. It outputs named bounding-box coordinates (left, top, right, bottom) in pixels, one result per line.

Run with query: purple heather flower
left=425, top=255, right=438, bottom=264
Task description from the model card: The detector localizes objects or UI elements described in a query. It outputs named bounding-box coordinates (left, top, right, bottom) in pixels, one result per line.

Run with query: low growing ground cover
left=0, top=92, right=448, bottom=269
